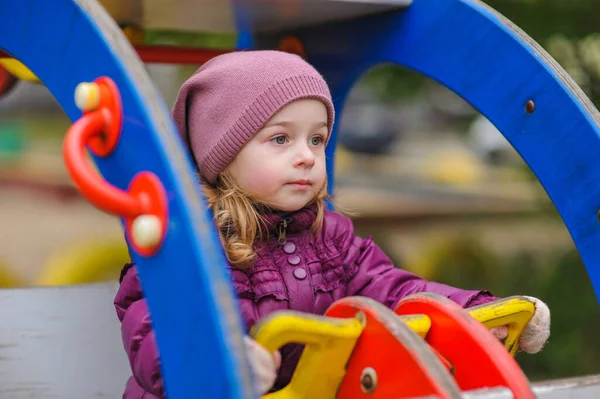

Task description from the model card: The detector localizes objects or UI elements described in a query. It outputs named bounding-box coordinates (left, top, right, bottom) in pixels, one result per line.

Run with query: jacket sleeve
left=114, top=263, right=164, bottom=397
left=327, top=212, right=498, bottom=309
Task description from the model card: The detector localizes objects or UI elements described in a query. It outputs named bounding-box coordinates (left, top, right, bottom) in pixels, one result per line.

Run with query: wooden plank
left=462, top=375, right=600, bottom=398
left=532, top=375, right=600, bottom=399
left=0, top=283, right=130, bottom=399
left=137, top=0, right=236, bottom=34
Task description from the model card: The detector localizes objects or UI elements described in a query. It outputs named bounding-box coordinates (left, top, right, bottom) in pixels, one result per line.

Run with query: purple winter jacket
left=114, top=207, right=498, bottom=398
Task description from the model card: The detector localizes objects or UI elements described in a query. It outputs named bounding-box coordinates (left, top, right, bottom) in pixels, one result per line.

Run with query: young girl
left=114, top=50, right=551, bottom=398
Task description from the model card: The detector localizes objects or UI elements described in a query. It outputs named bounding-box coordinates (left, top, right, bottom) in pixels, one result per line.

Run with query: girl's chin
left=266, top=199, right=311, bottom=212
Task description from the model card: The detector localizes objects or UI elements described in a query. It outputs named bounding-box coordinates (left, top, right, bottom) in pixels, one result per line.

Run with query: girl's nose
left=293, top=144, right=315, bottom=167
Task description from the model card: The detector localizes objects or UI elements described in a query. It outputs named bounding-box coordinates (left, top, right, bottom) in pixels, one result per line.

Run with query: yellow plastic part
left=0, top=259, right=26, bottom=288
left=467, top=296, right=535, bottom=356
left=251, top=311, right=363, bottom=399
left=0, top=58, right=40, bottom=82
left=398, top=314, right=432, bottom=339
left=35, top=239, right=130, bottom=286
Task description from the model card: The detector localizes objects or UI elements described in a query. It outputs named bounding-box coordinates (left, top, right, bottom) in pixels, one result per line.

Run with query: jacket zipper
left=278, top=219, right=288, bottom=245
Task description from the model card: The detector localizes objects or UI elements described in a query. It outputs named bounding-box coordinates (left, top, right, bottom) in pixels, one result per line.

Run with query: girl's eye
left=271, top=135, right=287, bottom=145
left=310, top=136, right=324, bottom=146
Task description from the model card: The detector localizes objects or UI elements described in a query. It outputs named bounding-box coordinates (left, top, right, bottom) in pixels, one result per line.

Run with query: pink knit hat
left=171, top=50, right=335, bottom=184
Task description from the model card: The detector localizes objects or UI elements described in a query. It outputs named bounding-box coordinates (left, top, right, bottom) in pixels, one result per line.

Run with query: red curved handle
left=64, top=109, right=143, bottom=217
left=63, top=77, right=168, bottom=257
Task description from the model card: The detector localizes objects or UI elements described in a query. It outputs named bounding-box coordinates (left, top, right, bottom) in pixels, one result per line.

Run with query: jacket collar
left=260, top=204, right=317, bottom=235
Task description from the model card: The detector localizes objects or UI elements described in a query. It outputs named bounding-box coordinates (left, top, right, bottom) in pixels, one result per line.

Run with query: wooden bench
left=0, top=283, right=130, bottom=398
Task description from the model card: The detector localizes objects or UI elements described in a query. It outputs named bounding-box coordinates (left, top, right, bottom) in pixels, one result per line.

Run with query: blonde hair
left=202, top=171, right=329, bottom=269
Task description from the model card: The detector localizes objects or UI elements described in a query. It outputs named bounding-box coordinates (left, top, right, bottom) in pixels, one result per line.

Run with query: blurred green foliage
left=145, top=30, right=236, bottom=48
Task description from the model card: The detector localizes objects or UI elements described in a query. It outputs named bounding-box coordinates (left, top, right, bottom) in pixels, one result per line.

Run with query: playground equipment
left=35, top=238, right=130, bottom=286
left=2, top=0, right=600, bottom=397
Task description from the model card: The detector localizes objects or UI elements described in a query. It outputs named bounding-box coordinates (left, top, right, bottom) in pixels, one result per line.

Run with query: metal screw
left=360, top=367, right=378, bottom=394
left=526, top=100, right=535, bottom=114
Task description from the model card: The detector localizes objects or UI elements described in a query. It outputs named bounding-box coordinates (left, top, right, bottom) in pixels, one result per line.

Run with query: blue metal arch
left=0, top=0, right=254, bottom=397
left=293, top=0, right=600, bottom=300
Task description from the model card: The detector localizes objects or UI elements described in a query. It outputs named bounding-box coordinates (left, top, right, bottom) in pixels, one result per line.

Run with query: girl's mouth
left=288, top=180, right=312, bottom=190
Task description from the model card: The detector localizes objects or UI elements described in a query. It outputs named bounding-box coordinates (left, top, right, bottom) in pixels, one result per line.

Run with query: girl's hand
left=244, top=336, right=282, bottom=394
left=489, top=296, right=550, bottom=354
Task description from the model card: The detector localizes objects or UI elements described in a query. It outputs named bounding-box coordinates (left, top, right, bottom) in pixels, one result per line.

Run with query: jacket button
left=287, top=255, right=300, bottom=265
left=283, top=242, right=296, bottom=254
left=293, top=267, right=307, bottom=279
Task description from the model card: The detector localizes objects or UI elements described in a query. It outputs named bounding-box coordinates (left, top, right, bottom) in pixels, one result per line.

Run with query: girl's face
left=226, top=99, right=329, bottom=211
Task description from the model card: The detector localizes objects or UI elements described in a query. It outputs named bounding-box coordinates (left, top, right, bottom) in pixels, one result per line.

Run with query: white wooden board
left=0, top=283, right=130, bottom=398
